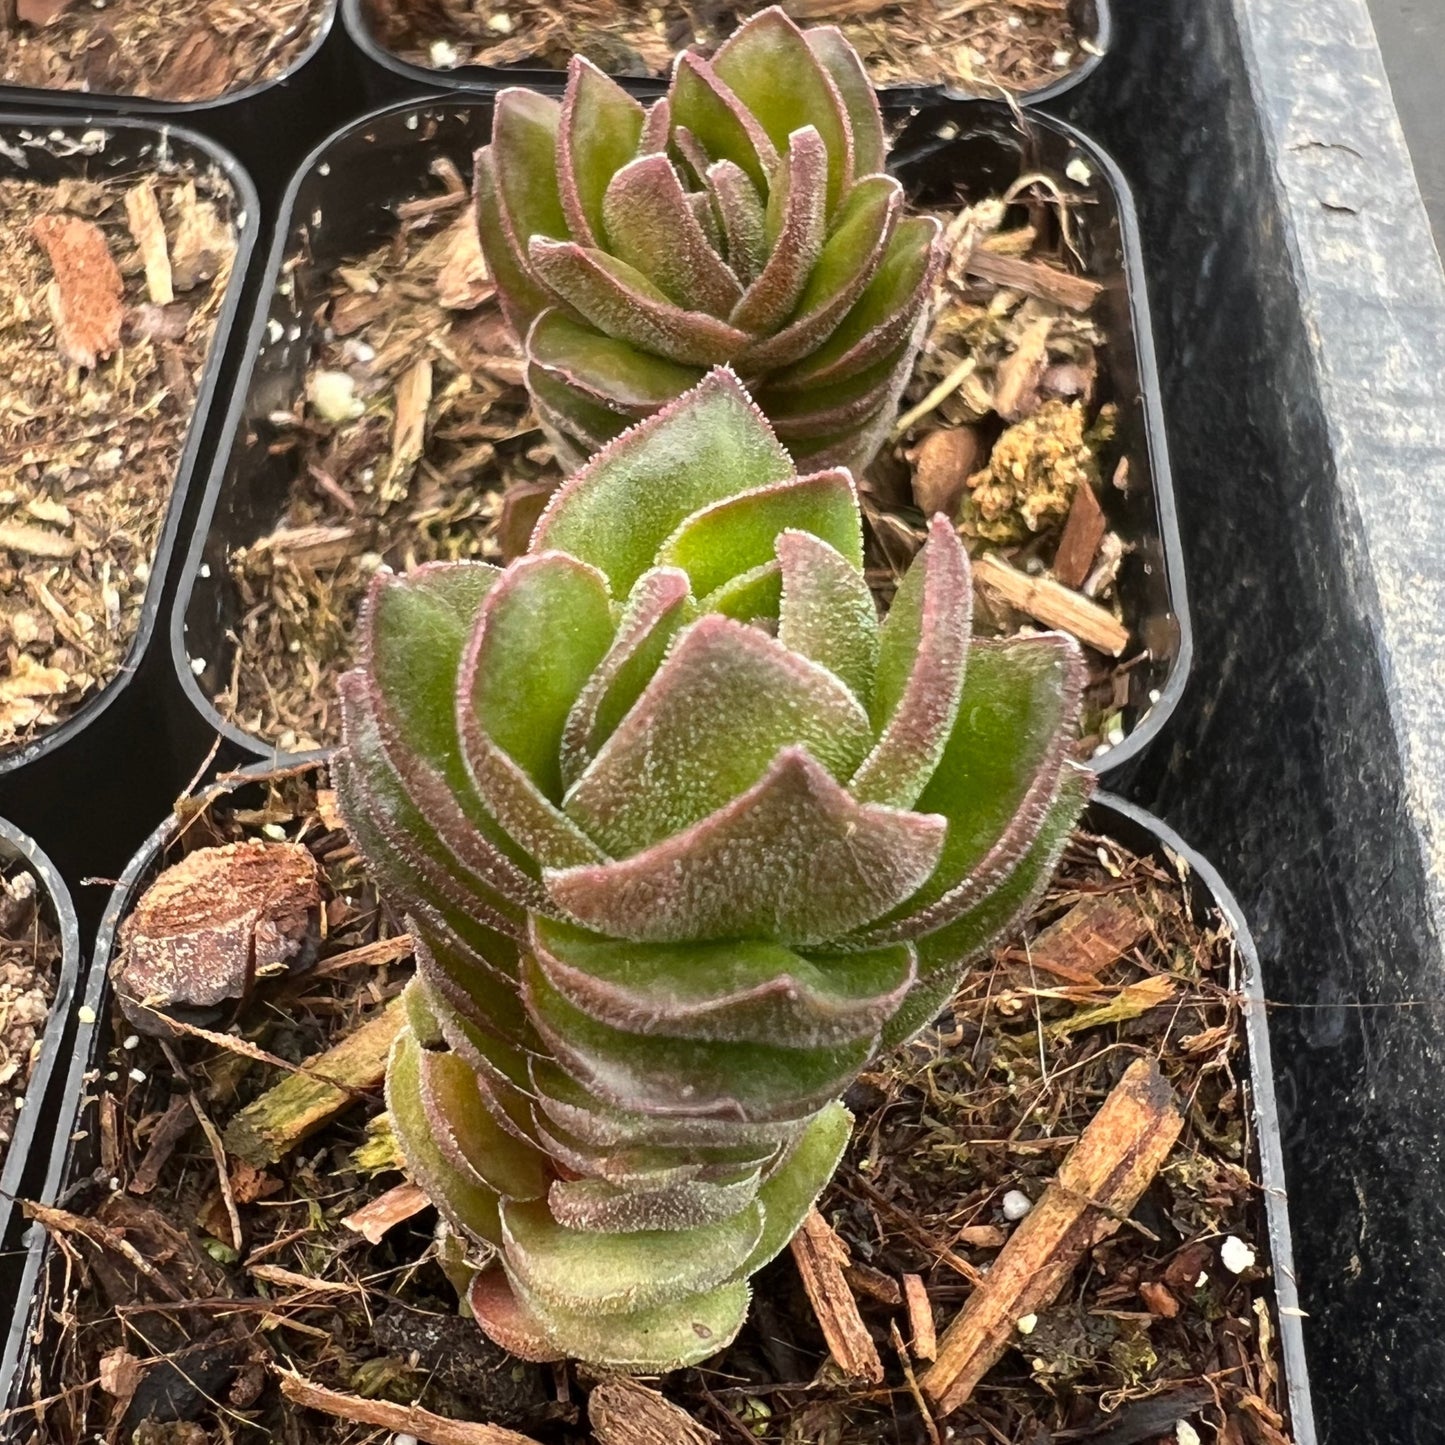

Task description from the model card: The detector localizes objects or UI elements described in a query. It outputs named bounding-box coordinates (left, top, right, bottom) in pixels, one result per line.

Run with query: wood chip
left=170, top=182, right=235, bottom=290
left=0, top=523, right=76, bottom=560
left=435, top=209, right=494, bottom=310
left=224, top=996, right=406, bottom=1166
left=128, top=1095, right=195, bottom=1195
left=589, top=1376, right=719, bottom=1445
left=1052, top=479, right=1108, bottom=590
left=965, top=249, right=1103, bottom=313
left=114, top=840, right=322, bottom=1033
left=387, top=356, right=433, bottom=499
left=844, top=1260, right=904, bottom=1307
left=904, top=1273, right=937, bottom=1361
left=790, top=1207, right=885, bottom=1383
left=498, top=479, right=558, bottom=563
left=973, top=551, right=1131, bottom=657
left=124, top=181, right=174, bottom=306
left=992, top=315, right=1054, bottom=421
left=31, top=213, right=124, bottom=367
left=1027, top=892, right=1151, bottom=983
left=920, top=1057, right=1184, bottom=1414
left=342, top=1181, right=430, bottom=1245
left=277, top=1369, right=542, bottom=1445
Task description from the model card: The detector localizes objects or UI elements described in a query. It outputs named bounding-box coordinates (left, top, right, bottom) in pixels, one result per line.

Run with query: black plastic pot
left=0, top=777, right=1316, bottom=1441
left=340, top=0, right=1109, bottom=110
left=170, top=94, right=1189, bottom=786
left=0, top=816, right=80, bottom=1323
left=0, top=117, right=260, bottom=805
left=0, top=1, right=348, bottom=205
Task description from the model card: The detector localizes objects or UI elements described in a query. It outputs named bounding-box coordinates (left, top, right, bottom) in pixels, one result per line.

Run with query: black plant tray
left=339, top=0, right=1109, bottom=111
left=0, top=1, right=350, bottom=206
left=169, top=94, right=1190, bottom=786
left=0, top=817, right=80, bottom=1335
left=0, top=116, right=260, bottom=900
left=0, top=779, right=1316, bottom=1442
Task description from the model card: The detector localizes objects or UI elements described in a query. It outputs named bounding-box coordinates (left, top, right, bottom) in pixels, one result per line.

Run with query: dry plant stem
left=920, top=1056, right=1185, bottom=1415
left=903, top=1273, right=937, bottom=1361
left=277, top=1369, right=543, bottom=1445
left=589, top=1377, right=720, bottom=1445
left=973, top=552, right=1131, bottom=656
left=790, top=1207, right=885, bottom=1384
left=222, top=995, right=404, bottom=1165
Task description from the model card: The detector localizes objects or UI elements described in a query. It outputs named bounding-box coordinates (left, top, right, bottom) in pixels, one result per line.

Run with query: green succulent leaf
left=558, top=57, right=647, bottom=245
left=775, top=529, right=879, bottom=701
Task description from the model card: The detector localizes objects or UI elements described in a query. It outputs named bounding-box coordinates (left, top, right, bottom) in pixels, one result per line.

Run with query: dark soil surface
left=4, top=767, right=1295, bottom=1445
left=0, top=158, right=238, bottom=755
left=362, top=0, right=1093, bottom=96
left=0, top=0, right=328, bottom=102
left=0, top=855, right=61, bottom=1174
left=211, top=163, right=1139, bottom=759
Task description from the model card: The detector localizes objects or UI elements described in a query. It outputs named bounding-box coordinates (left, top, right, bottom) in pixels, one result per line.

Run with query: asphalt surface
left=1364, top=0, right=1445, bottom=254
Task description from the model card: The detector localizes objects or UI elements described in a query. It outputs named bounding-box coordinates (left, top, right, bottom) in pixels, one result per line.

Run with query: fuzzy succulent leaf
left=339, top=369, right=1090, bottom=1371
left=476, top=6, right=939, bottom=472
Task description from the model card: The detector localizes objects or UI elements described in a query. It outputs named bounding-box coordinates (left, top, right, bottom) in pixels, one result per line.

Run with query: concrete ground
left=1364, top=0, right=1445, bottom=254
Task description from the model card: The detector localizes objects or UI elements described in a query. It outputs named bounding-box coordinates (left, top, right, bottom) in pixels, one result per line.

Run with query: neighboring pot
left=0, top=817, right=81, bottom=1318
left=170, top=94, right=1189, bottom=785
left=0, top=118, right=259, bottom=788
left=0, top=1, right=346, bottom=203
left=0, top=771, right=1315, bottom=1442
left=339, top=0, right=1109, bottom=110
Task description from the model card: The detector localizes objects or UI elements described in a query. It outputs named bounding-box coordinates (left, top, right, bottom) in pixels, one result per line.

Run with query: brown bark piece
left=170, top=182, right=235, bottom=290
left=589, top=1376, right=719, bottom=1445
left=965, top=250, right=1104, bottom=313
left=790, top=1207, right=885, bottom=1383
left=992, top=315, right=1054, bottom=422
left=128, top=1095, right=196, bottom=1195
left=342, top=1181, right=430, bottom=1245
left=436, top=209, right=495, bottom=311
left=1052, top=480, right=1108, bottom=590
left=16, top=0, right=73, bottom=23
left=0, top=523, right=76, bottom=560
left=124, top=181, right=174, bottom=306
left=911, top=427, right=985, bottom=520
left=973, top=552, right=1131, bottom=657
left=278, top=1370, right=542, bottom=1445
left=903, top=1273, right=937, bottom=1361
left=114, top=841, right=321, bottom=1033
left=845, top=1260, right=904, bottom=1307
left=499, top=480, right=559, bottom=563
left=1027, top=892, right=1151, bottom=983
left=30, top=213, right=124, bottom=368
left=920, top=1057, right=1184, bottom=1415
left=223, top=996, right=406, bottom=1166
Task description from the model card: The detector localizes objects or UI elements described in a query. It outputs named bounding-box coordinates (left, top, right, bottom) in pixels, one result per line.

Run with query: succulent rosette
left=476, top=6, right=942, bottom=473
left=336, top=370, right=1089, bottom=1371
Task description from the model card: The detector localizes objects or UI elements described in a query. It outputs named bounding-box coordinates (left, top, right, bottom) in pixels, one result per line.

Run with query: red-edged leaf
left=804, top=26, right=885, bottom=176
left=563, top=614, right=873, bottom=858
left=729, top=125, right=828, bottom=336
left=669, top=52, right=779, bottom=195
left=529, top=237, right=749, bottom=367
left=558, top=56, right=646, bottom=245
left=775, top=528, right=879, bottom=702
left=546, top=747, right=947, bottom=945
left=601, top=154, right=742, bottom=315
left=706, top=160, right=768, bottom=286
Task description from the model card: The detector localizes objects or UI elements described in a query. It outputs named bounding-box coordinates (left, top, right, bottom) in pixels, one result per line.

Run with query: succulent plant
left=476, top=6, right=941, bottom=474
left=336, top=369, right=1089, bottom=1371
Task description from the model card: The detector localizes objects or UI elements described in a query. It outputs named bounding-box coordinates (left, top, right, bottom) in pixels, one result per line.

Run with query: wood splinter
left=790, top=1207, right=885, bottom=1383
left=920, top=1057, right=1184, bottom=1415
left=973, top=551, right=1131, bottom=657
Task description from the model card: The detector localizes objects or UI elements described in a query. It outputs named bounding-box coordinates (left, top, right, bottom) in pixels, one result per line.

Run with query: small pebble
left=309, top=369, right=364, bottom=423
left=1002, top=1189, right=1033, bottom=1222
left=190, top=656, right=207, bottom=676
left=128, top=1068, right=146, bottom=1084
left=122, top=1035, right=139, bottom=1051
left=1177, top=1422, right=1201, bottom=1445
left=429, top=39, right=460, bottom=65
left=392, top=1436, right=419, bottom=1445
left=78, top=1005, right=96, bottom=1025
left=1016, top=1313, right=1037, bottom=1335
left=486, top=11, right=513, bottom=32
left=1066, top=156, right=1094, bottom=186
left=1221, top=1235, right=1256, bottom=1274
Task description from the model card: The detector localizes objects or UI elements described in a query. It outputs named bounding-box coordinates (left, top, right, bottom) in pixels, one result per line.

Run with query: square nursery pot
left=0, top=817, right=80, bottom=1328
left=169, top=94, right=1190, bottom=788
left=0, top=118, right=259, bottom=833
left=0, top=767, right=1316, bottom=1442
left=339, top=0, right=1109, bottom=110
left=0, top=0, right=349, bottom=204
